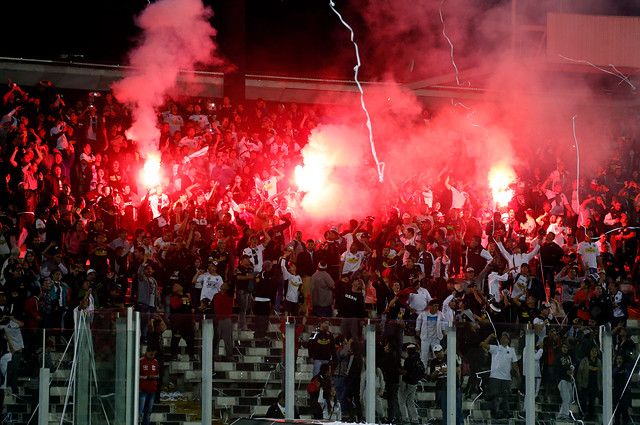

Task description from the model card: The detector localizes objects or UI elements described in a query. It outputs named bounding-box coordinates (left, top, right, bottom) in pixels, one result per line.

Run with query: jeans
left=437, top=388, right=463, bottom=425
left=274, top=275, right=284, bottom=312
left=253, top=300, right=271, bottom=338
left=334, top=376, right=348, bottom=411
left=313, top=359, right=330, bottom=377
left=398, top=381, right=418, bottom=422
left=137, top=304, right=156, bottom=343
left=237, top=289, right=252, bottom=330
left=139, top=391, right=155, bottom=425
left=214, top=317, right=234, bottom=358
left=340, top=317, right=361, bottom=342
left=489, top=377, right=512, bottom=417
left=312, top=305, right=333, bottom=318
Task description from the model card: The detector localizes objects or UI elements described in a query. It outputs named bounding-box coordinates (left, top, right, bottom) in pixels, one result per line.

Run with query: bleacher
left=5, top=318, right=640, bottom=424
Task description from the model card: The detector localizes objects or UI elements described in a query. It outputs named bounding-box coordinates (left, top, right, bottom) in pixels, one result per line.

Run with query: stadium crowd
left=0, top=77, right=638, bottom=424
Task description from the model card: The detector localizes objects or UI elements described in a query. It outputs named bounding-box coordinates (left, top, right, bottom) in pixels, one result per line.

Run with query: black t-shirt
left=430, top=357, right=448, bottom=392
left=518, top=305, right=538, bottom=324
left=235, top=264, right=254, bottom=291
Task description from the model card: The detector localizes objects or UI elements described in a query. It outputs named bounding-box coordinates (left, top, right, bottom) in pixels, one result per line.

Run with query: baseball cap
left=86, top=269, right=97, bottom=274
left=465, top=267, right=475, bottom=273
left=318, top=261, right=328, bottom=270
left=433, top=344, right=443, bottom=352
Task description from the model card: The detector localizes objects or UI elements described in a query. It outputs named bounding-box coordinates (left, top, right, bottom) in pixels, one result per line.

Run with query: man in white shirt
left=416, top=300, right=443, bottom=367
left=481, top=332, right=519, bottom=419
left=0, top=312, right=24, bottom=393
left=577, top=229, right=602, bottom=274
left=148, top=186, right=170, bottom=219
left=194, top=261, right=223, bottom=304
left=496, top=238, right=540, bottom=271
left=242, top=230, right=271, bottom=273
left=340, top=240, right=371, bottom=277
left=511, top=263, right=534, bottom=302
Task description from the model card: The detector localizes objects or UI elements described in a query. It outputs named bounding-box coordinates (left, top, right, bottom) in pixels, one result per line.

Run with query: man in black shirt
left=539, top=232, right=565, bottom=297
left=429, top=344, right=463, bottom=425
left=308, top=319, right=335, bottom=377
left=336, top=278, right=365, bottom=342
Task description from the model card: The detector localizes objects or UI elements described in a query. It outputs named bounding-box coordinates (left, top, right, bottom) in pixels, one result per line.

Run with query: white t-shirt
left=511, top=274, right=530, bottom=301
left=0, top=320, right=24, bottom=352
left=243, top=245, right=266, bottom=272
left=341, top=251, right=365, bottom=275
left=578, top=241, right=599, bottom=269
left=199, top=273, right=223, bottom=301
left=408, top=287, right=432, bottom=312
left=282, top=260, right=302, bottom=303
left=489, top=344, right=517, bottom=380
left=261, top=176, right=278, bottom=199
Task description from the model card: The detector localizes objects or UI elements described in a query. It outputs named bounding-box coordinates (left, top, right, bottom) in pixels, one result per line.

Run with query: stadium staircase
left=4, top=319, right=640, bottom=425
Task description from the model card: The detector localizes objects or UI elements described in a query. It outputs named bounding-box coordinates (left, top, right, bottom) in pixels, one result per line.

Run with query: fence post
left=284, top=318, right=295, bottom=420
left=202, top=319, right=214, bottom=425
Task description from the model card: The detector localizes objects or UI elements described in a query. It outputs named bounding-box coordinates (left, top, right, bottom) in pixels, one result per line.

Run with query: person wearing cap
left=428, top=344, right=463, bottom=425
left=398, top=343, right=424, bottom=425
left=533, top=301, right=555, bottom=343
left=481, top=331, right=519, bottom=419
left=310, top=261, right=334, bottom=318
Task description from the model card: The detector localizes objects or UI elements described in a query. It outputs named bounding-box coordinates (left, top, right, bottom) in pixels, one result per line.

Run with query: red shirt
left=214, top=291, right=233, bottom=319
left=139, top=356, right=159, bottom=394
left=573, top=289, right=590, bottom=321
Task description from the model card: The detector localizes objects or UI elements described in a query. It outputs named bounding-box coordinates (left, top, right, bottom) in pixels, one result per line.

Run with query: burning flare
left=488, top=164, right=515, bottom=208
left=141, top=155, right=162, bottom=189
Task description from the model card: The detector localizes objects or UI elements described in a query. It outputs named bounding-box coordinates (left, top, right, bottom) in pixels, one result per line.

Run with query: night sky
left=2, top=0, right=639, bottom=83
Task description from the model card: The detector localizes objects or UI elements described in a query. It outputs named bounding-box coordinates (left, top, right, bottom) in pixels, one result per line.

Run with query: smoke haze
left=112, top=0, right=219, bottom=156
left=293, top=0, right=635, bottom=223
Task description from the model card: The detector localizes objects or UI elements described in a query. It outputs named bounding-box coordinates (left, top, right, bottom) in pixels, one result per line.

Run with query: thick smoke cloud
left=294, top=0, right=634, bottom=224
left=112, top=0, right=219, bottom=156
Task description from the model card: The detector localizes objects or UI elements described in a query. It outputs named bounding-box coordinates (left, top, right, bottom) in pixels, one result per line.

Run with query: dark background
left=2, top=0, right=640, bottom=82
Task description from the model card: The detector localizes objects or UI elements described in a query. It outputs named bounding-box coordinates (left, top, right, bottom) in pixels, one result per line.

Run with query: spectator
left=139, top=347, right=159, bottom=425
left=481, top=332, right=519, bottom=419
left=309, top=261, right=334, bottom=318
left=308, top=318, right=335, bottom=377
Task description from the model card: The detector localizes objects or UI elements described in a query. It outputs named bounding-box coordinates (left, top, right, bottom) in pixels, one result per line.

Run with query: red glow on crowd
left=141, top=155, right=162, bottom=189
left=488, top=164, right=516, bottom=208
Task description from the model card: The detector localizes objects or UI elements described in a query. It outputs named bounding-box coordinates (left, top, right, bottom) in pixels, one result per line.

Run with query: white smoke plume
left=112, top=0, right=219, bottom=156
